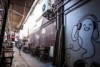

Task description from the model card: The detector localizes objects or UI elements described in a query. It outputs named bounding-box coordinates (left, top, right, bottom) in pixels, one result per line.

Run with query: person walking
left=18, top=39, right=22, bottom=54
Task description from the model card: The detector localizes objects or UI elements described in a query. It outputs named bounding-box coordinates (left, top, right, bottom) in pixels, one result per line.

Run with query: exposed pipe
left=9, top=9, right=25, bottom=17
left=17, top=0, right=26, bottom=28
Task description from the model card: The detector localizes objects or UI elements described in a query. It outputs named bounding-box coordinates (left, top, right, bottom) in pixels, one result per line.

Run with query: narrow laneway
left=1, top=0, right=100, bottom=67
left=12, top=46, right=54, bottom=67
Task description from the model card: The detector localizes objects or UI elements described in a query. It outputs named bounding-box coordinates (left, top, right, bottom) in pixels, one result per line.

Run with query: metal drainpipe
left=53, top=0, right=65, bottom=67
left=0, top=0, right=10, bottom=55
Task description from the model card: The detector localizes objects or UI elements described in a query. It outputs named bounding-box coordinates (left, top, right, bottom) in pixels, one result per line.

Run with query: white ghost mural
left=72, top=14, right=99, bottom=61
left=66, top=14, right=100, bottom=66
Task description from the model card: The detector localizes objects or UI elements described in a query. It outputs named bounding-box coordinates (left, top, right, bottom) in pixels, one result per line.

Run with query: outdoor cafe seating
left=1, top=45, right=14, bottom=67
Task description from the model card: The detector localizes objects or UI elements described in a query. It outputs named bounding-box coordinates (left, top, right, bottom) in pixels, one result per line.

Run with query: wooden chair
left=35, top=47, right=40, bottom=57
left=42, top=47, right=50, bottom=61
left=30, top=47, right=35, bottom=56
left=1, top=50, right=14, bottom=67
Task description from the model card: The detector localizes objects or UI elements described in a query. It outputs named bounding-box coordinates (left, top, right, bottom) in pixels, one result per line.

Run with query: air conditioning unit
left=42, top=0, right=53, bottom=19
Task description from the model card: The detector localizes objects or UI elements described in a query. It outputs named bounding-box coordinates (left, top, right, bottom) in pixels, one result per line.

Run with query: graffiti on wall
left=66, top=14, right=100, bottom=67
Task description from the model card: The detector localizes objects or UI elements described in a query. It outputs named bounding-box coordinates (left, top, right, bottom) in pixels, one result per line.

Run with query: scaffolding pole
left=0, top=0, right=10, bottom=55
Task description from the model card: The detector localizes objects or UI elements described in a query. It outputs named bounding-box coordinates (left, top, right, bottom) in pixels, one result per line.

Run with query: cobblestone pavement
left=11, top=47, right=54, bottom=67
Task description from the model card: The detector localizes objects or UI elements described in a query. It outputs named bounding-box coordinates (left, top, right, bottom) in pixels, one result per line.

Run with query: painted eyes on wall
left=83, top=24, right=86, bottom=27
left=83, top=23, right=92, bottom=27
left=89, top=23, right=92, bottom=26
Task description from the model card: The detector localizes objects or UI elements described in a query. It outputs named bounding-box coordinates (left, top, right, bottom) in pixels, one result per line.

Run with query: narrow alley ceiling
left=8, top=0, right=35, bottom=32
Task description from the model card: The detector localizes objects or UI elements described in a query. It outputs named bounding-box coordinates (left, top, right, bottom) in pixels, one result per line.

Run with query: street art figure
left=71, top=14, right=99, bottom=61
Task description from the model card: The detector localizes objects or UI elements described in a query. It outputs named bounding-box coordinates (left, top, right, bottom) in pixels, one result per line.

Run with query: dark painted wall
left=64, top=0, right=100, bottom=67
